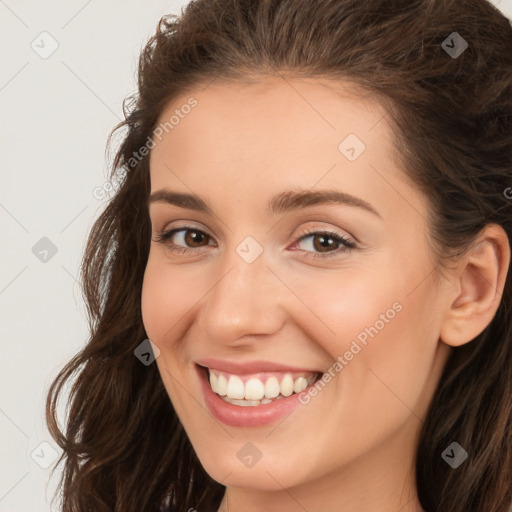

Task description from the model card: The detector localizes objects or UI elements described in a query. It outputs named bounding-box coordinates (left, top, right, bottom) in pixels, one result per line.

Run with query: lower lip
left=196, top=364, right=316, bottom=428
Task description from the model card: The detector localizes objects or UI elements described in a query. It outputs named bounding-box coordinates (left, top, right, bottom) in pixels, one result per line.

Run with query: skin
left=140, top=75, right=510, bottom=512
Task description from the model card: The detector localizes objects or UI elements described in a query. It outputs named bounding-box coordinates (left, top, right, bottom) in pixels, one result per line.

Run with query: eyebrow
left=149, top=188, right=381, bottom=218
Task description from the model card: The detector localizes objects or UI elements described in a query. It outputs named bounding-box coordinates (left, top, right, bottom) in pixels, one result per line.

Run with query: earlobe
left=440, top=224, right=510, bottom=347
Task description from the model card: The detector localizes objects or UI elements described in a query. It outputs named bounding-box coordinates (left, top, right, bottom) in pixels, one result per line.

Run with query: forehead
left=148, top=76, right=424, bottom=221
left=151, top=76, right=389, bottom=166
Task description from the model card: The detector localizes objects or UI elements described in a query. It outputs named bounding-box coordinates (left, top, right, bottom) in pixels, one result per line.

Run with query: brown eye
left=154, top=227, right=213, bottom=252
left=292, top=230, right=356, bottom=259
left=312, top=233, right=340, bottom=252
left=182, top=229, right=210, bottom=247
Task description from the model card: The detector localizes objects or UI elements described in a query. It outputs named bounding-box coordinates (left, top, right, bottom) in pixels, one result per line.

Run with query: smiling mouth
left=201, top=366, right=322, bottom=407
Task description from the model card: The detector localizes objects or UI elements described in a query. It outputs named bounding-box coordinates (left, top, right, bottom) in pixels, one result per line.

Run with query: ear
left=440, top=223, right=510, bottom=347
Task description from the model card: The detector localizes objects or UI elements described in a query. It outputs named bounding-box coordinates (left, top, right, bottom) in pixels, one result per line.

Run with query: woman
left=46, top=0, right=512, bottom=510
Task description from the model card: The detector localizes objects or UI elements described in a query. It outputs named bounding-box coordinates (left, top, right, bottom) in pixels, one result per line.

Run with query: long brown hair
left=46, top=0, right=512, bottom=510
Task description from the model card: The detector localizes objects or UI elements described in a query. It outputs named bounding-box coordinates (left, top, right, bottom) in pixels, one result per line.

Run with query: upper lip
left=195, top=358, right=322, bottom=375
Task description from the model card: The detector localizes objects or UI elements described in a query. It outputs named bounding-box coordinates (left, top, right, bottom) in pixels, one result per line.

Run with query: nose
left=198, top=246, right=288, bottom=346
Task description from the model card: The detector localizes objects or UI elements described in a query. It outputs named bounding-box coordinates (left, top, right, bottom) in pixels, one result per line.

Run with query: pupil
left=187, top=230, right=205, bottom=246
left=316, top=234, right=335, bottom=252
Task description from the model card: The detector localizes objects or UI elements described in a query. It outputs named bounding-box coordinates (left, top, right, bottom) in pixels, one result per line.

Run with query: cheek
left=361, top=279, right=442, bottom=391
left=296, top=261, right=440, bottom=409
left=287, top=268, right=405, bottom=358
left=140, top=256, right=202, bottom=421
left=141, top=254, right=201, bottom=344
left=140, top=262, right=169, bottom=342
left=278, top=273, right=439, bottom=471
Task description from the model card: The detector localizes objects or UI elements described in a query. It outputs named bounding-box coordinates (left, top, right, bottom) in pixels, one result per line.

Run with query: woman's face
left=141, top=76, right=452, bottom=501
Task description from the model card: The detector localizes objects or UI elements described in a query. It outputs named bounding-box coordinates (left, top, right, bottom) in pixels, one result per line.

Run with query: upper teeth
left=208, top=369, right=317, bottom=401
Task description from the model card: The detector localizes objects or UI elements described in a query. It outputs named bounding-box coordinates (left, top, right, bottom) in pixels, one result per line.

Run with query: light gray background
left=1, top=1, right=511, bottom=510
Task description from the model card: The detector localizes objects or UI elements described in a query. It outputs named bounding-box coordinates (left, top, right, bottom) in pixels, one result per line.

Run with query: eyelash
left=153, top=225, right=356, bottom=259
